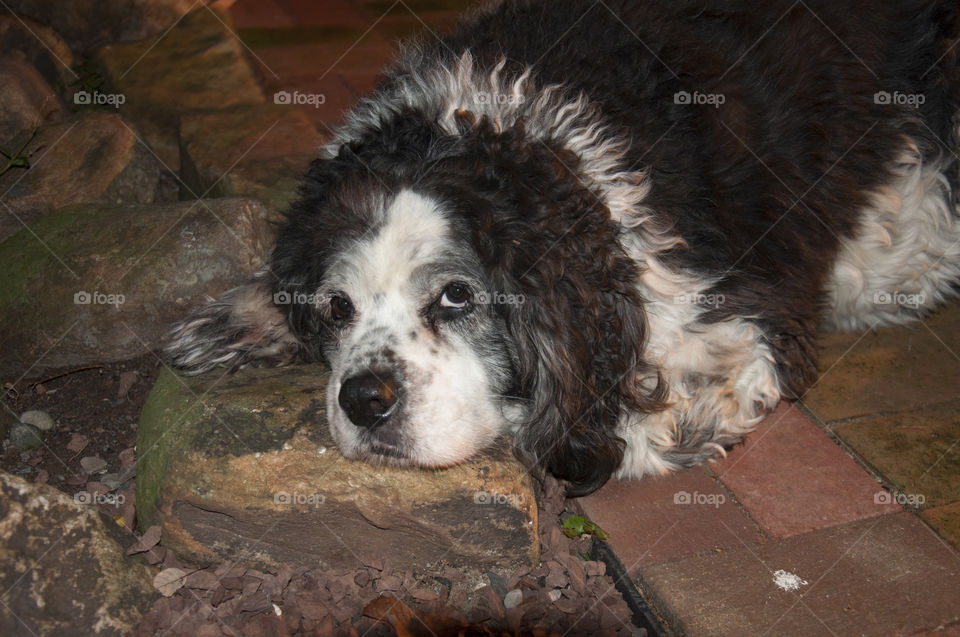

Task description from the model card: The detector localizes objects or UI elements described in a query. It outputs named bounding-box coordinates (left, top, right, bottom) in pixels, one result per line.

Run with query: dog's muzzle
left=337, top=368, right=400, bottom=430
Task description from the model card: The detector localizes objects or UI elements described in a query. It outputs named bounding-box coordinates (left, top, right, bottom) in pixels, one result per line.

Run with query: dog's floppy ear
left=164, top=271, right=306, bottom=375
left=465, top=127, right=667, bottom=496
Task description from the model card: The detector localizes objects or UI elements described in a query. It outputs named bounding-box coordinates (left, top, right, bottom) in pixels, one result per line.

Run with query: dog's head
left=166, top=115, right=665, bottom=495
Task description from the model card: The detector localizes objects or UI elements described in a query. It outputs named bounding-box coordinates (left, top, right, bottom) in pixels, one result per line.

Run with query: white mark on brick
left=772, top=569, right=808, bottom=591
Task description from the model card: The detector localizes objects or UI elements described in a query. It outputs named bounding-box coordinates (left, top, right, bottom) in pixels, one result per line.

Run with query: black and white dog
left=167, top=0, right=960, bottom=496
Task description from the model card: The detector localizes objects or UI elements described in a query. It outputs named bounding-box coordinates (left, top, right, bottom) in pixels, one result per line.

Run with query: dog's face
left=166, top=120, right=667, bottom=495
left=309, top=189, right=519, bottom=466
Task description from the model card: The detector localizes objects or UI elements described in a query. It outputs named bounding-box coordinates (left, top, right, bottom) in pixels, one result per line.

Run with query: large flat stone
left=0, top=55, right=64, bottom=143
left=711, top=404, right=899, bottom=539
left=803, top=304, right=960, bottom=422
left=0, top=472, right=156, bottom=636
left=0, top=14, right=77, bottom=88
left=923, top=500, right=960, bottom=552
left=0, top=111, right=161, bottom=241
left=833, top=402, right=960, bottom=508
left=137, top=365, right=539, bottom=573
left=97, top=7, right=265, bottom=169
left=640, top=512, right=960, bottom=636
left=2, top=0, right=194, bottom=52
left=179, top=104, right=322, bottom=214
left=0, top=198, right=271, bottom=379
left=577, top=466, right=762, bottom=573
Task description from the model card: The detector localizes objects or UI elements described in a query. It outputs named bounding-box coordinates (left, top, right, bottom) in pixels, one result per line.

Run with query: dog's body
left=167, top=0, right=960, bottom=495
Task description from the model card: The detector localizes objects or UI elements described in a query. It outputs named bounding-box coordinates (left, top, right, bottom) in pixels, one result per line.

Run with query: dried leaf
left=154, top=568, right=189, bottom=597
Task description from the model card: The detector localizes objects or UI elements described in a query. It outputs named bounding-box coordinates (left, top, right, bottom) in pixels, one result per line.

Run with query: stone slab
left=578, top=466, right=762, bottom=573
left=640, top=512, right=960, bottom=637
left=0, top=472, right=156, bottom=636
left=0, top=111, right=161, bottom=242
left=803, top=305, right=960, bottom=422
left=923, top=500, right=960, bottom=552
left=834, top=401, right=960, bottom=509
left=136, top=365, right=539, bottom=573
left=711, top=404, right=900, bottom=539
left=0, top=198, right=271, bottom=379
left=97, top=7, right=265, bottom=169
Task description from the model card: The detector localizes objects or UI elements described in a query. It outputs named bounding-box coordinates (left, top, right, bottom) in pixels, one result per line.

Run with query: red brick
left=711, top=403, right=900, bottom=538
left=640, top=512, right=960, bottom=637
left=577, top=466, right=762, bottom=574
left=250, top=41, right=394, bottom=81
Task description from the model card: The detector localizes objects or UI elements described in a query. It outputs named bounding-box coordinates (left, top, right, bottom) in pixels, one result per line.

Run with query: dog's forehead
left=345, top=189, right=452, bottom=295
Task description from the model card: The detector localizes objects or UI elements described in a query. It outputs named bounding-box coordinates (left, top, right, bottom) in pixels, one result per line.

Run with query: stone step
left=137, top=365, right=539, bottom=573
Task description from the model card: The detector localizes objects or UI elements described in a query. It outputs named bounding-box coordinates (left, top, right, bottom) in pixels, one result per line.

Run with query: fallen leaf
left=127, top=525, right=162, bottom=555
left=154, top=567, right=189, bottom=597
left=66, top=433, right=88, bottom=454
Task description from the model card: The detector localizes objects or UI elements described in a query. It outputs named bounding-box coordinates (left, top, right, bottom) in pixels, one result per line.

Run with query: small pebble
left=101, top=473, right=123, bottom=490
left=10, top=423, right=43, bottom=450
left=19, top=410, right=55, bottom=431
left=503, top=588, right=523, bottom=609
left=548, top=589, right=563, bottom=602
left=80, top=456, right=108, bottom=474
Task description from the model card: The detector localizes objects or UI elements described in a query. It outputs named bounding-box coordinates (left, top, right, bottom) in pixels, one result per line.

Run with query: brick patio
left=225, top=1, right=960, bottom=633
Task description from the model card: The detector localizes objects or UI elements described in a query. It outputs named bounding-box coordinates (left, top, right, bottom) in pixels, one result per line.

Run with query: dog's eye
left=440, top=282, right=471, bottom=309
left=330, top=294, right=355, bottom=321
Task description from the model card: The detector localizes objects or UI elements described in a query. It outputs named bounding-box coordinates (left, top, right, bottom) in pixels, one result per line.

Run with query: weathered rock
left=2, top=0, right=194, bottom=53
left=0, top=55, right=64, bottom=143
left=97, top=7, right=264, bottom=169
left=0, top=14, right=76, bottom=88
left=19, top=409, right=55, bottom=431
left=0, top=197, right=271, bottom=379
left=0, top=472, right=156, bottom=635
left=9, top=422, right=42, bottom=450
left=0, top=111, right=162, bottom=241
left=137, top=365, right=539, bottom=573
left=180, top=104, right=322, bottom=215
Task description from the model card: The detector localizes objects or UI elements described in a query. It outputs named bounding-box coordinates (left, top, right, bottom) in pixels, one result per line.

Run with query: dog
left=166, top=0, right=960, bottom=496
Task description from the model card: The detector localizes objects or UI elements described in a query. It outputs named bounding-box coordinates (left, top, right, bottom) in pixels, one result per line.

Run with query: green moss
left=135, top=368, right=205, bottom=529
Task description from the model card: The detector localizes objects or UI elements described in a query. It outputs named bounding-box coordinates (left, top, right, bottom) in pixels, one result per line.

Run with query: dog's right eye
left=330, top=295, right=355, bottom=322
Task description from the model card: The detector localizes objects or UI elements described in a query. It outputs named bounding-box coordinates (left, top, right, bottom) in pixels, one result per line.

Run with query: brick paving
left=226, top=1, right=960, bottom=634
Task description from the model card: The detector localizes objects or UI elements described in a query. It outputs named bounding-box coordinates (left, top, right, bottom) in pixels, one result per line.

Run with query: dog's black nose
left=338, top=369, right=399, bottom=429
